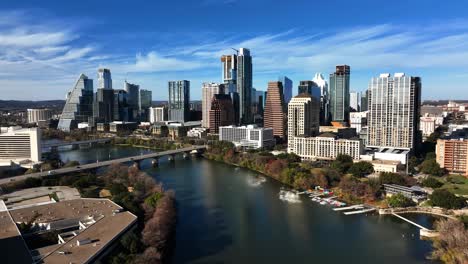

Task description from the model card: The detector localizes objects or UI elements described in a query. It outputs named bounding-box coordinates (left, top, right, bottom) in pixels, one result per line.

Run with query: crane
left=231, top=48, right=239, bottom=54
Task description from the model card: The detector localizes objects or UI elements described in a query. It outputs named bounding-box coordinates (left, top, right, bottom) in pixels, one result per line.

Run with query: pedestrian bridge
left=0, top=145, right=207, bottom=186
left=42, top=138, right=112, bottom=150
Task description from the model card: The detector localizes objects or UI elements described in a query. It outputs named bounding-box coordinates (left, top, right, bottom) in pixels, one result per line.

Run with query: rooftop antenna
left=231, top=48, right=239, bottom=55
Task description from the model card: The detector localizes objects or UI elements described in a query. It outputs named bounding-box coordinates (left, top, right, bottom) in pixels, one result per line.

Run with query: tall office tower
left=329, top=65, right=350, bottom=124
left=97, top=68, right=112, bottom=89
left=0, top=127, right=42, bottom=165
left=58, top=74, right=94, bottom=131
left=312, top=73, right=329, bottom=125
left=278, top=76, right=293, bottom=104
left=113, top=89, right=128, bottom=121
left=93, top=88, right=114, bottom=123
left=367, top=73, right=421, bottom=151
left=139, top=89, right=152, bottom=121
left=287, top=94, right=320, bottom=152
left=264, top=81, right=286, bottom=139
left=124, top=81, right=140, bottom=120
left=298, top=81, right=321, bottom=100
left=209, top=94, right=235, bottom=134
left=202, top=82, right=224, bottom=128
left=236, top=48, right=253, bottom=124
left=168, top=80, right=190, bottom=122
left=360, top=89, right=368, bottom=112
left=221, top=54, right=237, bottom=93
left=349, top=91, right=360, bottom=112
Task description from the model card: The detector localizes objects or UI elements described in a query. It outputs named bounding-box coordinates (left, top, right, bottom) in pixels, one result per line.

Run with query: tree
left=420, top=159, right=445, bottom=176
left=387, top=193, right=415, bottom=207
left=422, top=177, right=443, bottom=189
left=348, top=161, right=374, bottom=177
left=429, top=189, right=466, bottom=209
left=379, top=172, right=406, bottom=185
left=330, top=154, right=354, bottom=174
left=431, top=219, right=468, bottom=264
left=63, top=160, right=80, bottom=168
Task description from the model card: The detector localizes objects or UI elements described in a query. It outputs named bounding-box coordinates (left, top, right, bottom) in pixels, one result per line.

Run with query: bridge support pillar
left=151, top=158, right=159, bottom=168
left=132, top=161, right=141, bottom=169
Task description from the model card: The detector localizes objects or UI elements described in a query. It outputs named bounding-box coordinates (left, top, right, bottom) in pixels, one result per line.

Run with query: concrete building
left=27, top=109, right=52, bottom=124
left=168, top=80, right=190, bottom=122
left=149, top=106, right=167, bottom=124
left=287, top=94, right=320, bottom=152
left=329, top=65, right=350, bottom=124
left=109, top=121, right=138, bottom=133
left=0, top=198, right=137, bottom=264
left=202, top=82, right=224, bottom=128
left=221, top=54, right=237, bottom=93
left=289, top=133, right=363, bottom=161
left=312, top=73, right=329, bottom=125
left=367, top=73, right=421, bottom=152
left=236, top=48, right=253, bottom=124
left=350, top=111, right=368, bottom=134
left=97, top=68, right=112, bottom=89
left=209, top=94, right=235, bottom=134
left=420, top=116, right=436, bottom=138
left=0, top=127, right=41, bottom=168
left=187, top=127, right=208, bottom=138
left=219, top=125, right=275, bottom=149
left=58, top=74, right=94, bottom=131
left=264, top=81, right=286, bottom=139
left=436, top=129, right=468, bottom=176
left=278, top=76, right=293, bottom=104
left=350, top=91, right=360, bottom=112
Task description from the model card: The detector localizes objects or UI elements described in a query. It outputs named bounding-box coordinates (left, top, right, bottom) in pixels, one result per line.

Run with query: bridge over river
left=0, top=145, right=207, bottom=186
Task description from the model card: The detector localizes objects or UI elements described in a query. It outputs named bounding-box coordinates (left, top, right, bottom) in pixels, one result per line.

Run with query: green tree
left=420, top=159, right=445, bottom=176
left=379, top=172, right=406, bottom=185
left=387, top=193, right=415, bottom=207
left=429, top=189, right=466, bottom=209
left=422, top=177, right=443, bottom=189
left=348, top=161, right=374, bottom=177
left=330, top=154, right=353, bottom=174
left=144, top=192, right=164, bottom=208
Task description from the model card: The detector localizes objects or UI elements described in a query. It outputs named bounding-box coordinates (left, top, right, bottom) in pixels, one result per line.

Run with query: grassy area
left=441, top=175, right=468, bottom=196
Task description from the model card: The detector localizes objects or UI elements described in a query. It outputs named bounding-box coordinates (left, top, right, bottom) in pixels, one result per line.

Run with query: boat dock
left=344, top=208, right=376, bottom=215
left=333, top=204, right=364, bottom=211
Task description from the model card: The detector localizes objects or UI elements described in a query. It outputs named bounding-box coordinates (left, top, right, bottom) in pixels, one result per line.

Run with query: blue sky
left=1, top=0, right=468, bottom=100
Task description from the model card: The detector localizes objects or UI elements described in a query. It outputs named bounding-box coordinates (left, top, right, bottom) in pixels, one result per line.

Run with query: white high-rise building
left=349, top=91, right=360, bottom=112
left=350, top=111, right=368, bottom=134
left=289, top=135, right=362, bottom=161
left=97, top=68, right=112, bottom=89
left=219, top=125, right=274, bottom=149
left=202, top=82, right=224, bottom=128
left=149, top=106, right=167, bottom=123
left=367, top=73, right=421, bottom=151
left=287, top=94, right=320, bottom=152
left=312, top=73, right=329, bottom=124
left=420, top=117, right=436, bottom=138
left=0, top=127, right=41, bottom=167
left=27, top=109, right=53, bottom=124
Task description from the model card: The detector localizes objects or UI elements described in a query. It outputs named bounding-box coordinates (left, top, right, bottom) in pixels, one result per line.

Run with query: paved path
left=42, top=138, right=111, bottom=148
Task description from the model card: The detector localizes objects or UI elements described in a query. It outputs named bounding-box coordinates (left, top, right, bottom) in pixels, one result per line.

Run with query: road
left=0, top=146, right=206, bottom=186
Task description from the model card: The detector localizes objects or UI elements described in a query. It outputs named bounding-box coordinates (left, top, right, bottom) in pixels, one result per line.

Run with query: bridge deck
left=0, top=146, right=206, bottom=186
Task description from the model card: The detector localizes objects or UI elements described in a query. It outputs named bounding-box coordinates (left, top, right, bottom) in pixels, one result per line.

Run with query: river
left=55, top=144, right=436, bottom=264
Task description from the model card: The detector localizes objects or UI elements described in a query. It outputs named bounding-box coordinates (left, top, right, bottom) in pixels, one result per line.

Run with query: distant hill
left=0, top=100, right=65, bottom=111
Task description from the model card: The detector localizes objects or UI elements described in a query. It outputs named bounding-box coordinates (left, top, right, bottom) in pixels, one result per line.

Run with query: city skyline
left=2, top=2, right=468, bottom=100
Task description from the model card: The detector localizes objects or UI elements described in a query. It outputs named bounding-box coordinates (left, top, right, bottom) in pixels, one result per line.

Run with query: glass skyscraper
left=168, top=80, right=190, bottom=122
left=236, top=48, right=252, bottom=124
left=58, top=74, right=94, bottom=131
left=278, top=76, right=293, bottom=104
left=329, top=65, right=350, bottom=124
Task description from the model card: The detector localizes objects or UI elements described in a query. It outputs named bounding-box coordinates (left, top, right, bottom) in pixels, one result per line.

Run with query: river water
left=56, top=145, right=436, bottom=264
